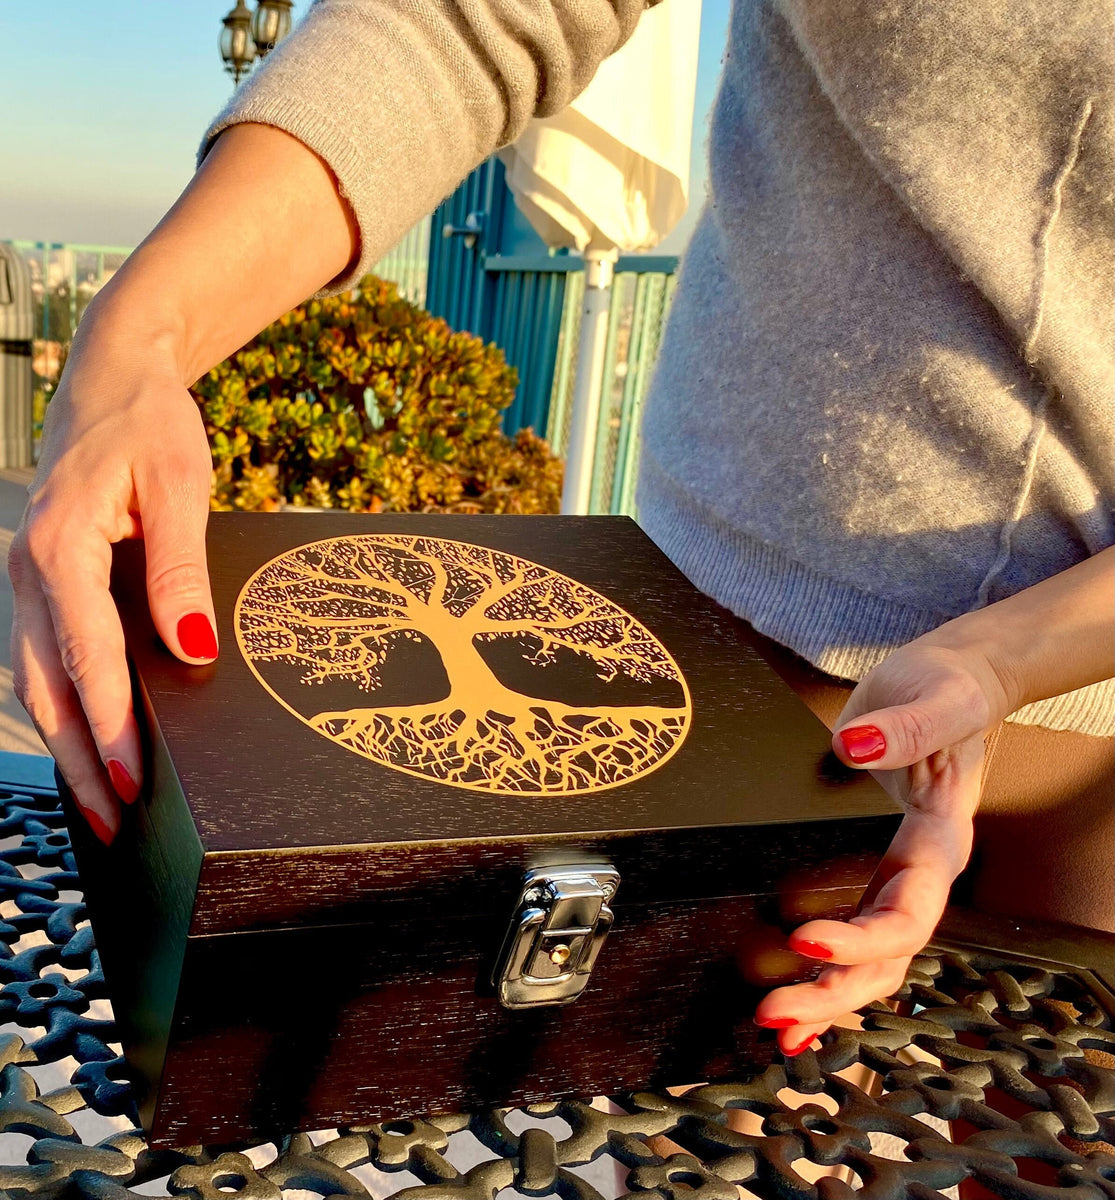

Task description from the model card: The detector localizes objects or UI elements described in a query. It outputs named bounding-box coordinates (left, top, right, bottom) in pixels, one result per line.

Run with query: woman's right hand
left=8, top=312, right=217, bottom=843
left=7, top=123, right=359, bottom=845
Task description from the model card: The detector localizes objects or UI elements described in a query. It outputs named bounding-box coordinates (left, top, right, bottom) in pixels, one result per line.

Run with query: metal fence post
left=0, top=245, right=35, bottom=468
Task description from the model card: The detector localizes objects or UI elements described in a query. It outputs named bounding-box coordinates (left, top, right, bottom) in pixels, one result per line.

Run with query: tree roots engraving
left=236, top=534, right=691, bottom=793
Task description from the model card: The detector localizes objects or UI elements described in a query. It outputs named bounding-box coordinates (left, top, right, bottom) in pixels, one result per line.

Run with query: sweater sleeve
left=199, top=0, right=654, bottom=291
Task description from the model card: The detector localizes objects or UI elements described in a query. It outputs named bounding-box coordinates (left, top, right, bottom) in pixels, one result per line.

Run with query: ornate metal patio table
left=0, top=751, right=1111, bottom=1200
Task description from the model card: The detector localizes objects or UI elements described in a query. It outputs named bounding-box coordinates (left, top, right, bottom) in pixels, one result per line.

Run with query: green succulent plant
left=191, top=275, right=562, bottom=514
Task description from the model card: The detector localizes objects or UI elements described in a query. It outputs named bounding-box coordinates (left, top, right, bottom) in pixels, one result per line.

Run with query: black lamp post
left=220, top=0, right=293, bottom=86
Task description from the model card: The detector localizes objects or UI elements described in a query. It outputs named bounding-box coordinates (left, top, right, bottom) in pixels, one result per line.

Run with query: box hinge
left=494, top=865, right=619, bottom=1009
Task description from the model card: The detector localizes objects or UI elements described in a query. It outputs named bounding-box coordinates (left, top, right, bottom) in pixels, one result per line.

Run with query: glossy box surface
left=64, top=513, right=900, bottom=1146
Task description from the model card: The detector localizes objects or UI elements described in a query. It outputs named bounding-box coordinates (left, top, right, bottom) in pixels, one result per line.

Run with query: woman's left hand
left=753, top=635, right=1013, bottom=1056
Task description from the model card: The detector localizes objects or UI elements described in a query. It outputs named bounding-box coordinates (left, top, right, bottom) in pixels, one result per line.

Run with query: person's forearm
left=77, top=124, right=357, bottom=385
left=924, top=547, right=1115, bottom=715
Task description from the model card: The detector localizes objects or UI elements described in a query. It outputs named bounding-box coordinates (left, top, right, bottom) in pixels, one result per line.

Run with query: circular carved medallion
left=235, top=534, right=692, bottom=793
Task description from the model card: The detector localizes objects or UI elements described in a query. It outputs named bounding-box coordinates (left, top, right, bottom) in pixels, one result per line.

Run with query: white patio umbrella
left=498, top=0, right=701, bottom=514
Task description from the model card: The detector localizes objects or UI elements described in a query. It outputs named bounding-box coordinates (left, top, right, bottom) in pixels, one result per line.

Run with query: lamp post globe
left=250, top=0, right=294, bottom=56
left=220, top=0, right=257, bottom=85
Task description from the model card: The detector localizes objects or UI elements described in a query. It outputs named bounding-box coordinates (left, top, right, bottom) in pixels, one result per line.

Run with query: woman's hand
left=8, top=321, right=216, bottom=843
left=754, top=547, right=1114, bottom=1055
left=6, top=124, right=357, bottom=843
left=753, top=638, right=1009, bottom=1054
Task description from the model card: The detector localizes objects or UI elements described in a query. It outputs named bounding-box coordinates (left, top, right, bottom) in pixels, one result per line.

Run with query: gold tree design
left=235, top=534, right=691, bottom=793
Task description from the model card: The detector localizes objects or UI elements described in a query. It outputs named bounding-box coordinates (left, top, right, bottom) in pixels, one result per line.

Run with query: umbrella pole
left=561, top=248, right=618, bottom=515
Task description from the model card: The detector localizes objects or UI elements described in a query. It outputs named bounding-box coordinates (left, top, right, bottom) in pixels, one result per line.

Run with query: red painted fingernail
left=784, top=1034, right=817, bottom=1057
left=789, top=938, right=835, bottom=960
left=177, top=613, right=218, bottom=660
left=755, top=1017, right=799, bottom=1029
left=81, top=807, right=115, bottom=847
left=106, top=759, right=140, bottom=805
left=838, top=725, right=887, bottom=764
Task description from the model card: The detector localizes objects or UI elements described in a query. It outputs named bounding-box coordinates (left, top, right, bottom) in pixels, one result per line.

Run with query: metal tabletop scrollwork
left=0, top=760, right=1112, bottom=1199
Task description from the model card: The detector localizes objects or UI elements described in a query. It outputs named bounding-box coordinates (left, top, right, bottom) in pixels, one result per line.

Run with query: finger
left=778, top=1022, right=830, bottom=1058
left=788, top=815, right=969, bottom=964
left=788, top=862, right=951, bottom=965
left=832, top=674, right=991, bottom=770
left=9, top=573, right=121, bottom=844
left=756, top=957, right=911, bottom=1031
left=135, top=458, right=217, bottom=663
left=17, top=519, right=143, bottom=807
left=788, top=745, right=982, bottom=965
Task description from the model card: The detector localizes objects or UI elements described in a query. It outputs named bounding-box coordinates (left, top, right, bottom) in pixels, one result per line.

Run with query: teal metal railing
left=545, top=258, right=677, bottom=517
left=482, top=257, right=570, bottom=437
left=424, top=159, right=573, bottom=437
left=9, top=242, right=132, bottom=342
left=372, top=220, right=430, bottom=306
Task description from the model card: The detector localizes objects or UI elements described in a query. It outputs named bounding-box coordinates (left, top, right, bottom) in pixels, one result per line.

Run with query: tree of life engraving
left=235, top=534, right=691, bottom=793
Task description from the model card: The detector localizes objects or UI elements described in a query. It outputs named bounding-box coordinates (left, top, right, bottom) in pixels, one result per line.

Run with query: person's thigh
left=960, top=721, right=1114, bottom=933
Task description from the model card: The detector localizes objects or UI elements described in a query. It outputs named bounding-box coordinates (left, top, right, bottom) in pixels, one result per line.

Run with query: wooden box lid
left=110, top=513, right=899, bottom=938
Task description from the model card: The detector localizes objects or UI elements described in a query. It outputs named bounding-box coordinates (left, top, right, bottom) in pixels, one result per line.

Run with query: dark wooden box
left=64, top=513, right=900, bottom=1147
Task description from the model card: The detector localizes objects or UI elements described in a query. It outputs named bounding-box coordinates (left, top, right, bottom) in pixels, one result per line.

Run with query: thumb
left=832, top=676, right=990, bottom=770
left=137, top=461, right=218, bottom=664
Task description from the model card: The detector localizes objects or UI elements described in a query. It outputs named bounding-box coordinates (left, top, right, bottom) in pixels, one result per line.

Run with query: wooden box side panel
left=64, top=682, right=204, bottom=1129
left=191, top=813, right=901, bottom=937
left=151, top=882, right=864, bottom=1147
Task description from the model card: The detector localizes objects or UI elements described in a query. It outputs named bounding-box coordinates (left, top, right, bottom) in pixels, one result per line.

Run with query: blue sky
left=1, top=1, right=730, bottom=249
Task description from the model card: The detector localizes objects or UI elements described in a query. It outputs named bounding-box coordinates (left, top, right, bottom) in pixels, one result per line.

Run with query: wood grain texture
left=154, top=888, right=863, bottom=1146
left=190, top=816, right=896, bottom=937
left=90, top=513, right=905, bottom=1147
left=110, top=513, right=897, bottom=850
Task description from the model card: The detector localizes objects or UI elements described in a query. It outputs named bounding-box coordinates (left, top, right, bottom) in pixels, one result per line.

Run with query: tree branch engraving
left=235, top=534, right=691, bottom=793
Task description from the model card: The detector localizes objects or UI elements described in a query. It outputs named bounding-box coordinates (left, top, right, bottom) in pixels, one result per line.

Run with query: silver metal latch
left=494, top=865, right=619, bottom=1009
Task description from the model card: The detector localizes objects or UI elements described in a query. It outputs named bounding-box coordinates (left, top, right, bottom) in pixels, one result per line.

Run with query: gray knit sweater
left=202, top=0, right=1114, bottom=736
